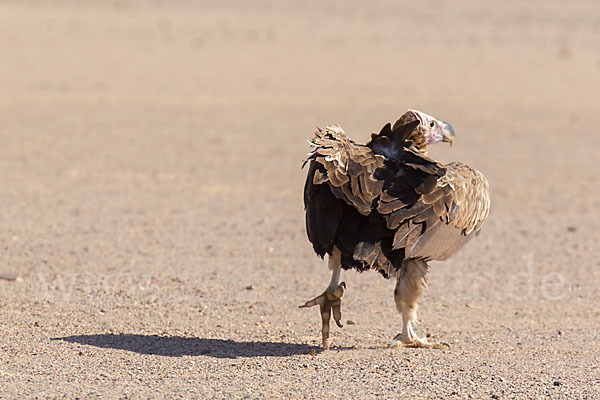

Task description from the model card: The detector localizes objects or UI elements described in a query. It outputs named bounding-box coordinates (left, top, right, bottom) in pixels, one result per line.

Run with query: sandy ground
left=1, top=1, right=599, bottom=399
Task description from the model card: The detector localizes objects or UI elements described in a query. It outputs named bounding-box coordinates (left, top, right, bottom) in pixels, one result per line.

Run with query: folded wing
left=379, top=154, right=490, bottom=262
left=303, top=125, right=490, bottom=273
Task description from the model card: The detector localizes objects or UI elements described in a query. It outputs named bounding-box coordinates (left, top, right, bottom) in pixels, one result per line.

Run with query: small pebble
left=245, top=285, right=254, bottom=290
left=346, top=320, right=356, bottom=325
left=553, top=381, right=561, bottom=387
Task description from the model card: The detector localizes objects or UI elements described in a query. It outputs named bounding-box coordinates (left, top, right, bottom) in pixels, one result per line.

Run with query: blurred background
left=1, top=0, right=598, bottom=290
left=1, top=1, right=599, bottom=397
left=3, top=1, right=599, bottom=113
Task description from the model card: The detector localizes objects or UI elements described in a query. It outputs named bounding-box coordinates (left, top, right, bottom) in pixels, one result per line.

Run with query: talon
left=299, top=293, right=327, bottom=308
left=388, top=334, right=449, bottom=350
left=332, top=299, right=343, bottom=328
left=301, top=282, right=346, bottom=349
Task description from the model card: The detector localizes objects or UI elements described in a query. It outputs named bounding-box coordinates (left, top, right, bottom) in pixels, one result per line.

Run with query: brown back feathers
left=303, top=121, right=490, bottom=277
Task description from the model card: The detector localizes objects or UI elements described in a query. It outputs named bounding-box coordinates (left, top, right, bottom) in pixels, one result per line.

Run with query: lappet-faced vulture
left=300, top=110, right=490, bottom=349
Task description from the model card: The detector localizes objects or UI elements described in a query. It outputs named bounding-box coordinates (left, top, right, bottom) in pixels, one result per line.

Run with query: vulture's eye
left=430, top=121, right=435, bottom=128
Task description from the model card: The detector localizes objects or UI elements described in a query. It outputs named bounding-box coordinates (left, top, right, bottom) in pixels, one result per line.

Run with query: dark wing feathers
left=304, top=124, right=490, bottom=273
left=379, top=159, right=490, bottom=260
left=304, top=163, right=343, bottom=257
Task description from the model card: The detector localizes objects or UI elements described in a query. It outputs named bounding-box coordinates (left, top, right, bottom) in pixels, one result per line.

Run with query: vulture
left=300, top=110, right=490, bottom=349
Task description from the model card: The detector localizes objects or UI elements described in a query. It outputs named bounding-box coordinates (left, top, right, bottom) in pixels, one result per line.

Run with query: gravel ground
left=1, top=1, right=599, bottom=399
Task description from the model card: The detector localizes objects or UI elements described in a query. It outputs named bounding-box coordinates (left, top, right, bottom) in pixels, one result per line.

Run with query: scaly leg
left=388, top=259, right=448, bottom=349
left=300, top=247, right=345, bottom=350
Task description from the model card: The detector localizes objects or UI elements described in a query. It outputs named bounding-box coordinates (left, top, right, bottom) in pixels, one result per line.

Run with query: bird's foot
left=388, top=333, right=449, bottom=350
left=299, top=282, right=346, bottom=350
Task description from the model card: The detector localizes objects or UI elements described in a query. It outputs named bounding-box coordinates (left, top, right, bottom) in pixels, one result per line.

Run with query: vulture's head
left=391, top=109, right=455, bottom=151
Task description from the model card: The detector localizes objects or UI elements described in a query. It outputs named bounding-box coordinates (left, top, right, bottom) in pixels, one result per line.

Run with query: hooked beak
left=441, top=121, right=455, bottom=146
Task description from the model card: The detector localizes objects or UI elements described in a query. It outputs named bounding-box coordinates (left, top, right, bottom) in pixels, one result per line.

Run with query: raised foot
left=299, top=282, right=346, bottom=350
left=388, top=334, right=450, bottom=350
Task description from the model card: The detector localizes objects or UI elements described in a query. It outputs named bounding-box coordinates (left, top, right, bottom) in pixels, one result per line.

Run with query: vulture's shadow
left=52, top=334, right=320, bottom=359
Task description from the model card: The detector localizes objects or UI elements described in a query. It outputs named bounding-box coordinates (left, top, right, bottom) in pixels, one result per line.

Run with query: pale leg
left=388, top=259, right=448, bottom=349
left=300, top=247, right=346, bottom=350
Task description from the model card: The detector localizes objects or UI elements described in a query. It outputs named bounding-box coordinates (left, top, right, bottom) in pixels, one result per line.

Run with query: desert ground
left=1, top=1, right=599, bottom=399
